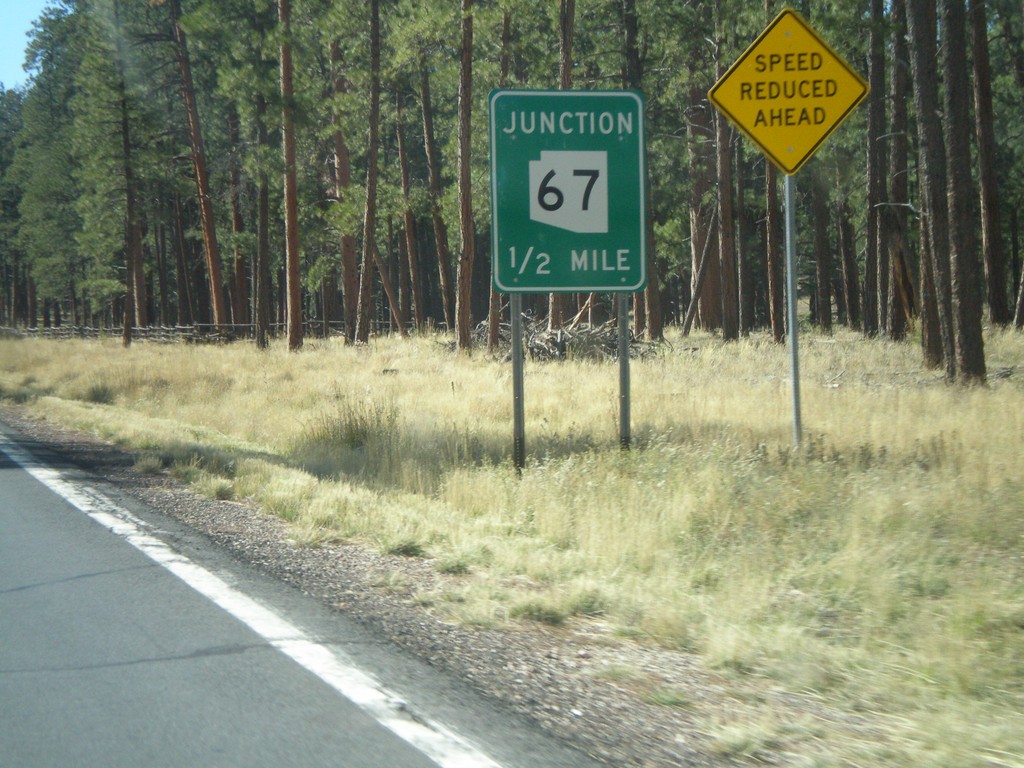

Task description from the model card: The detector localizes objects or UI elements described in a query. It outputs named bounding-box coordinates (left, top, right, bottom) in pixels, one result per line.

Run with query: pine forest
left=7, top=4, right=1024, bottom=763
left=1, top=0, right=1023, bottom=381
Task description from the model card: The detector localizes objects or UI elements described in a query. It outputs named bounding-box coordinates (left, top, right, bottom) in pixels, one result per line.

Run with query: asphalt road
left=0, top=425, right=605, bottom=768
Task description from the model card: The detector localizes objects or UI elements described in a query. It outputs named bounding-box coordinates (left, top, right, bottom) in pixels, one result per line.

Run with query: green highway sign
left=489, top=90, right=647, bottom=293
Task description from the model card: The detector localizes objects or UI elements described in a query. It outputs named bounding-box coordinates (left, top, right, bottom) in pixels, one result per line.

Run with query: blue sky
left=1, top=0, right=53, bottom=90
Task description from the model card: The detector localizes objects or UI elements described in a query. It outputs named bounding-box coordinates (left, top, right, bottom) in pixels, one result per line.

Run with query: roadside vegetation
left=2, top=330, right=1023, bottom=766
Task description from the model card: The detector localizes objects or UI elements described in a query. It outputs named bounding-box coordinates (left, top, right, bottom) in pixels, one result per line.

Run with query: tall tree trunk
left=0, top=264, right=7, bottom=326
left=864, top=0, right=886, bottom=335
left=918, top=211, right=944, bottom=366
left=169, top=0, right=226, bottom=330
left=277, top=265, right=286, bottom=326
left=330, top=42, right=360, bottom=342
left=763, top=0, right=785, bottom=343
left=942, top=0, right=986, bottom=382
left=548, top=0, right=575, bottom=332
left=1, top=264, right=8, bottom=326
left=558, top=0, right=575, bottom=107
left=112, top=0, right=142, bottom=344
left=320, top=274, right=337, bottom=337
left=907, top=0, right=955, bottom=378
left=395, top=219, right=411, bottom=324
left=624, top=0, right=662, bottom=340
left=155, top=222, right=169, bottom=325
left=886, top=0, right=915, bottom=339
left=1015, top=206, right=1024, bottom=326
left=356, top=0, right=382, bottom=342
left=999, top=11, right=1024, bottom=338
left=970, top=0, right=1010, bottom=325
left=737, top=149, right=755, bottom=335
left=488, top=10, right=513, bottom=352
left=838, top=200, right=861, bottom=330
left=1016, top=249, right=1024, bottom=328
left=27, top=275, right=37, bottom=329
left=715, top=114, right=738, bottom=340
left=682, top=206, right=717, bottom=336
left=227, top=109, right=249, bottom=331
left=15, top=259, right=27, bottom=327
left=687, top=92, right=721, bottom=331
left=192, top=236, right=210, bottom=325
left=279, top=0, right=303, bottom=350
left=130, top=220, right=147, bottom=329
left=884, top=204, right=915, bottom=340
left=396, top=92, right=424, bottom=330
left=1014, top=210, right=1024, bottom=303
left=255, top=94, right=272, bottom=349
left=713, top=8, right=738, bottom=341
left=173, top=195, right=193, bottom=326
left=1001, top=9, right=1024, bottom=89
left=455, top=0, right=476, bottom=350
left=371, top=243, right=407, bottom=336
left=811, top=171, right=832, bottom=332
left=419, top=62, right=455, bottom=331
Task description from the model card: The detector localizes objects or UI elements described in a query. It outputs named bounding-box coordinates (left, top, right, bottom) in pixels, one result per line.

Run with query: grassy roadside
left=2, top=328, right=1023, bottom=766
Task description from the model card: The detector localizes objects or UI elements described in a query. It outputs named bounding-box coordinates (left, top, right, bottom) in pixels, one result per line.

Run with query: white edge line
left=0, top=434, right=503, bottom=768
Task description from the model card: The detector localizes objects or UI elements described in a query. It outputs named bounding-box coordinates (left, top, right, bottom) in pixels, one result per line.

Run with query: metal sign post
left=709, top=7, right=868, bottom=446
left=511, top=294, right=526, bottom=470
left=618, top=295, right=630, bottom=449
left=489, top=89, right=647, bottom=467
left=785, top=175, right=802, bottom=446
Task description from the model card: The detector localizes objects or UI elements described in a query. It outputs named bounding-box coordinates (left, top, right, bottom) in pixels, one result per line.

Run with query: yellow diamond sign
left=708, top=8, right=868, bottom=175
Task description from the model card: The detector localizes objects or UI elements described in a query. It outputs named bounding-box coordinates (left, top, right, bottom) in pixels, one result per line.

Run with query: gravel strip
left=2, top=404, right=884, bottom=767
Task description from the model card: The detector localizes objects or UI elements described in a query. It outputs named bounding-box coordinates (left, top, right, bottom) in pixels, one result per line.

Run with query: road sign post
left=786, top=175, right=802, bottom=448
left=709, top=8, right=867, bottom=446
left=490, top=90, right=647, bottom=466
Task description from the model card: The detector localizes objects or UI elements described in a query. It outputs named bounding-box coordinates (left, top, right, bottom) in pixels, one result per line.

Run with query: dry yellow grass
left=2, top=327, right=1023, bottom=766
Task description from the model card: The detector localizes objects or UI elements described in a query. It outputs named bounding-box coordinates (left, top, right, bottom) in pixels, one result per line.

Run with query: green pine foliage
left=0, top=0, right=1021, bottom=348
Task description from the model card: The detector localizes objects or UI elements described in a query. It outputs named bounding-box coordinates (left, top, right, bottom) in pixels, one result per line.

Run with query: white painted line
left=0, top=434, right=503, bottom=768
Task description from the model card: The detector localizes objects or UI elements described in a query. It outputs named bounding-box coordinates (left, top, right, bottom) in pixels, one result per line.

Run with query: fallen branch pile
left=468, top=316, right=664, bottom=361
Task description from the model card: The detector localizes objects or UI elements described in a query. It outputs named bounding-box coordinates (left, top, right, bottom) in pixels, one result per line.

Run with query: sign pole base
left=511, top=294, right=526, bottom=472
left=785, top=174, right=802, bottom=447
left=619, top=294, right=631, bottom=450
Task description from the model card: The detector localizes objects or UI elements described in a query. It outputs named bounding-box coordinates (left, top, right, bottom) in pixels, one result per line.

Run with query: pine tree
left=455, top=0, right=475, bottom=350
left=165, top=0, right=227, bottom=331
left=0, top=88, right=25, bottom=327
left=907, top=0, right=956, bottom=376
left=970, top=0, right=1011, bottom=325
left=942, top=0, right=986, bottom=382
left=11, top=4, right=84, bottom=324
left=278, top=0, right=302, bottom=351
